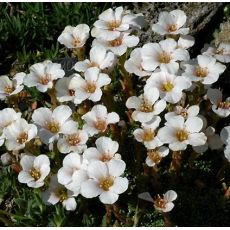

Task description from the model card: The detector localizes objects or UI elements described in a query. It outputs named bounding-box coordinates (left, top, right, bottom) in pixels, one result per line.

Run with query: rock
left=130, top=3, right=225, bottom=48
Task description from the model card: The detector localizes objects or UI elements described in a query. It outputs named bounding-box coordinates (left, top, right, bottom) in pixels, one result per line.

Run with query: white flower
left=3, top=118, right=37, bottom=151
left=0, top=133, right=4, bottom=147
left=126, top=87, right=166, bottom=123
left=32, top=105, right=74, bottom=144
left=71, top=67, right=111, bottom=104
left=157, top=116, right=207, bottom=151
left=224, top=145, right=230, bottom=162
left=144, top=71, right=191, bottom=104
left=24, top=60, right=65, bottom=93
left=141, top=38, right=190, bottom=73
left=182, top=55, right=226, bottom=85
left=55, top=76, right=78, bottom=103
left=124, top=48, right=152, bottom=77
left=193, top=126, right=223, bottom=153
left=152, top=10, right=189, bottom=36
left=133, top=116, right=162, bottom=149
left=221, top=126, right=230, bottom=145
left=82, top=104, right=119, bottom=136
left=0, top=108, right=21, bottom=129
left=177, top=35, right=195, bottom=49
left=42, top=175, right=77, bottom=211
left=73, top=45, right=115, bottom=72
left=81, top=160, right=128, bottom=204
left=57, top=127, right=88, bottom=154
left=18, top=154, right=50, bottom=188
left=57, top=152, right=88, bottom=194
left=0, top=73, right=25, bottom=100
left=207, top=88, right=230, bottom=117
left=221, top=126, right=230, bottom=162
left=91, top=6, right=142, bottom=41
left=165, top=105, right=199, bottom=121
left=202, top=43, right=230, bottom=63
left=146, top=146, right=169, bottom=167
left=0, top=108, right=22, bottom=144
left=138, top=190, right=177, bottom=212
left=93, top=33, right=139, bottom=56
left=83, top=136, right=120, bottom=163
left=58, top=24, right=90, bottom=49
left=1, top=152, right=12, bottom=166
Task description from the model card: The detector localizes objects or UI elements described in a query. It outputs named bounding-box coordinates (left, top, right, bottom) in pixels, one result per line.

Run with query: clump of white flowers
left=0, top=6, right=230, bottom=220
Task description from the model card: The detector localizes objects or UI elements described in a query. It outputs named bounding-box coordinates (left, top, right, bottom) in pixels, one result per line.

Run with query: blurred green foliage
left=0, top=2, right=111, bottom=74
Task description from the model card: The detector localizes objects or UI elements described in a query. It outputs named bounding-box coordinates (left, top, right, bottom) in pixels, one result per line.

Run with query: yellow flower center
left=154, top=194, right=166, bottom=209
left=194, top=66, right=208, bottom=78
left=71, top=37, right=82, bottom=47
left=69, top=89, right=75, bottom=96
left=56, top=188, right=68, bottom=202
left=139, top=101, right=153, bottom=113
left=94, top=119, right=107, bottom=132
left=217, top=101, right=230, bottom=109
left=16, top=132, right=28, bottom=144
left=216, top=48, right=224, bottom=55
left=161, top=82, right=174, bottom=92
left=179, top=111, right=188, bottom=118
left=142, top=129, right=155, bottom=142
left=68, top=134, right=81, bottom=146
left=99, top=177, right=114, bottom=191
left=46, top=121, right=60, bottom=133
left=4, top=85, right=15, bottom=94
left=85, top=82, right=96, bottom=93
left=107, top=20, right=121, bottom=31
left=88, top=62, right=99, bottom=68
left=108, top=38, right=122, bottom=47
left=176, top=129, right=188, bottom=142
left=100, top=153, right=112, bottom=162
left=39, top=74, right=51, bottom=85
left=29, top=167, right=41, bottom=181
left=167, top=24, right=177, bottom=32
left=147, top=150, right=162, bottom=164
left=158, top=52, right=171, bottom=64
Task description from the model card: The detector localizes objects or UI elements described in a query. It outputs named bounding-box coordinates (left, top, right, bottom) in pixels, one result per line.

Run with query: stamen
left=4, top=86, right=15, bottom=94
left=71, top=37, right=81, bottom=47
left=216, top=48, right=224, bottom=55
left=147, top=150, right=162, bottom=164
left=85, top=82, right=96, bottom=93
left=107, top=20, right=121, bottom=31
left=161, top=82, right=174, bottom=92
left=88, top=62, right=99, bottom=68
left=94, top=119, right=107, bottom=132
left=176, top=129, right=188, bottom=142
left=68, top=134, right=81, bottom=146
left=167, top=24, right=177, bottom=32
left=108, top=38, right=122, bottom=47
left=99, top=177, right=114, bottom=191
left=29, top=167, right=41, bottom=181
left=69, top=89, right=75, bottom=96
left=56, top=188, right=68, bottom=202
left=100, top=153, right=112, bottom=162
left=217, top=101, right=230, bottom=109
left=154, top=194, right=166, bottom=209
left=39, top=74, right=51, bottom=85
left=46, top=121, right=60, bottom=133
left=158, top=52, right=171, bottom=64
left=139, top=101, right=153, bottom=112
left=142, top=129, right=155, bottom=142
left=194, top=66, right=208, bottom=78
left=16, top=132, right=28, bottom=144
